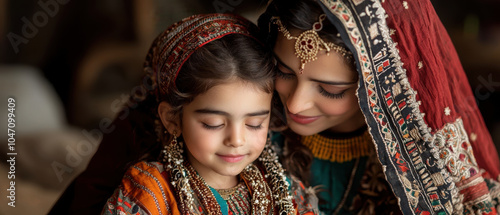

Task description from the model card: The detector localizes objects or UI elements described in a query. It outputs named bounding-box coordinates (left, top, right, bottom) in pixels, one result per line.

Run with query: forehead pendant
left=272, top=14, right=351, bottom=74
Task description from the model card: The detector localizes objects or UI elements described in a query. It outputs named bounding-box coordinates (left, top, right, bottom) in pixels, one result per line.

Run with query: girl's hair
left=258, top=0, right=356, bottom=186
left=131, top=34, right=275, bottom=164
left=164, top=33, right=275, bottom=117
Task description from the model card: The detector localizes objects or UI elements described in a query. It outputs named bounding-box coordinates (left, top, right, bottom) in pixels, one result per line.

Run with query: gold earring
left=162, top=131, right=179, bottom=163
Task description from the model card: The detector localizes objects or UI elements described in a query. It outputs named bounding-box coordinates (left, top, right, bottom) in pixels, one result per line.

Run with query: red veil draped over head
left=316, top=0, right=500, bottom=214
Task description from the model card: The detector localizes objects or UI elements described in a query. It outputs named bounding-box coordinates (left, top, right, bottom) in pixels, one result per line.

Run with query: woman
left=258, top=0, right=500, bottom=214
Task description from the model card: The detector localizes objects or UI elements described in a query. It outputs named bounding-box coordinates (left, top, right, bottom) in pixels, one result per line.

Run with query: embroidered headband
left=271, top=14, right=351, bottom=73
left=144, top=14, right=258, bottom=98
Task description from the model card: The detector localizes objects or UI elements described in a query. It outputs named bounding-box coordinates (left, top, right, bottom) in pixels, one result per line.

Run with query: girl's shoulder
left=120, top=161, right=169, bottom=191
left=102, top=161, right=178, bottom=215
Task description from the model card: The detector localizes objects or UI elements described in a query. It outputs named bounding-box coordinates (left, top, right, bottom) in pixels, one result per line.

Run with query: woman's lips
left=217, top=154, right=245, bottom=163
left=287, top=111, right=321, bottom=124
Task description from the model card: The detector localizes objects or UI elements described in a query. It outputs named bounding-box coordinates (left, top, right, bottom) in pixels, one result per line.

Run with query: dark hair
left=258, top=0, right=353, bottom=66
left=258, top=0, right=355, bottom=186
left=130, top=33, right=275, bottom=164
left=165, top=33, right=275, bottom=117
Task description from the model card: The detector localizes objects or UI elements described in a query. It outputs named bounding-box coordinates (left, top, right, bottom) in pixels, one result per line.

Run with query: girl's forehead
left=183, top=80, right=272, bottom=117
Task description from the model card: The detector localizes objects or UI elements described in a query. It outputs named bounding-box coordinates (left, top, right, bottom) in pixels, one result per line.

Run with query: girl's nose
left=224, top=125, right=245, bottom=147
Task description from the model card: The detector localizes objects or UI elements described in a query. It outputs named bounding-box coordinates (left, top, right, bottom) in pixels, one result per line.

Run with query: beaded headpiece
left=144, top=14, right=258, bottom=98
left=272, top=14, right=351, bottom=73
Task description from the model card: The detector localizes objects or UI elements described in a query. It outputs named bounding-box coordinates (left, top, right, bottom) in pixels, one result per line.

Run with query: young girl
left=100, top=14, right=318, bottom=214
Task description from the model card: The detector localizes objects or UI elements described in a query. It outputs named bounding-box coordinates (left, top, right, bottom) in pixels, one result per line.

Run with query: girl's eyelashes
left=246, top=124, right=263, bottom=130
left=201, top=123, right=264, bottom=130
left=276, top=68, right=295, bottom=80
left=202, top=123, right=223, bottom=130
left=318, top=86, right=348, bottom=99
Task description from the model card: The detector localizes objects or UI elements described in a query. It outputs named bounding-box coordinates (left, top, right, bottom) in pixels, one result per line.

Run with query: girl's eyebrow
left=195, top=109, right=270, bottom=117
left=273, top=53, right=357, bottom=86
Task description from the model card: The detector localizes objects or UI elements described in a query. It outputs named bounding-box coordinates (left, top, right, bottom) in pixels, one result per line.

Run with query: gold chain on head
left=272, top=14, right=351, bottom=73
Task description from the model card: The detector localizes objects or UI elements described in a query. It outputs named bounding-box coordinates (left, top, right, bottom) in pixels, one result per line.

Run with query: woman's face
left=273, top=32, right=365, bottom=136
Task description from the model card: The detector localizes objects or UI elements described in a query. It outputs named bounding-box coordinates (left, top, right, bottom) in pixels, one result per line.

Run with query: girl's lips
left=217, top=154, right=245, bottom=163
left=287, top=111, right=321, bottom=124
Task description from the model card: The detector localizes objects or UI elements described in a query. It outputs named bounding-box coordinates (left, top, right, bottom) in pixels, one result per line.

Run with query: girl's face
left=181, top=80, right=272, bottom=189
left=273, top=32, right=365, bottom=136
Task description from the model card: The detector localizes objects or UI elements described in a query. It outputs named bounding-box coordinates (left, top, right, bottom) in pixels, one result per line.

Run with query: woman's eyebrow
left=274, top=53, right=357, bottom=86
left=273, top=53, right=297, bottom=74
left=310, top=78, right=357, bottom=86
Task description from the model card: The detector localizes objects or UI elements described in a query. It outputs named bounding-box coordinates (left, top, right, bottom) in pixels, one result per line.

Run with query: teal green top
left=310, top=156, right=367, bottom=214
left=210, top=187, right=229, bottom=215
left=271, top=126, right=369, bottom=214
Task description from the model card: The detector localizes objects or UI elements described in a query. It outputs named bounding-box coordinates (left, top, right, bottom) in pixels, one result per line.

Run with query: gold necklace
left=301, top=130, right=372, bottom=163
left=215, top=181, right=245, bottom=201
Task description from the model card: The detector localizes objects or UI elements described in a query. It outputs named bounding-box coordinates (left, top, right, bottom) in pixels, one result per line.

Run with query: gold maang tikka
left=272, top=14, right=351, bottom=74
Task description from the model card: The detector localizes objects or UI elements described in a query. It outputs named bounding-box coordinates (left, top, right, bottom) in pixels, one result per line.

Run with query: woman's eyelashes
left=276, top=67, right=295, bottom=80
left=318, top=86, right=347, bottom=99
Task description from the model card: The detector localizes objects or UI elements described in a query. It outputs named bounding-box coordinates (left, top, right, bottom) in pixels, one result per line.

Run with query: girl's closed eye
left=246, top=122, right=263, bottom=130
left=201, top=119, right=225, bottom=130
left=245, top=117, right=267, bottom=130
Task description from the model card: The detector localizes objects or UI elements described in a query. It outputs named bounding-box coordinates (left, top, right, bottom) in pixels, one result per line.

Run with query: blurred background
left=0, top=0, right=499, bottom=214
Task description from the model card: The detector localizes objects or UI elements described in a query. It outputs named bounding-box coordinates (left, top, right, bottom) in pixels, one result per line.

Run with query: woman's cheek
left=319, top=93, right=358, bottom=116
left=275, top=79, right=291, bottom=97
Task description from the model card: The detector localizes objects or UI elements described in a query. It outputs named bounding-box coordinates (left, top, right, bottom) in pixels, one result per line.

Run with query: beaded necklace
left=301, top=130, right=372, bottom=163
left=301, top=128, right=372, bottom=214
left=163, top=139, right=295, bottom=214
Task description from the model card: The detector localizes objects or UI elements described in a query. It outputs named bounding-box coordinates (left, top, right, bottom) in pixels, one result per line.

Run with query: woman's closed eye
left=276, top=66, right=296, bottom=80
left=318, top=86, right=348, bottom=99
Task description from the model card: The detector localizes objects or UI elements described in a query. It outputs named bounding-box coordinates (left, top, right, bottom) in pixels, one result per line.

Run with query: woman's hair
left=130, top=34, right=275, bottom=164
left=258, top=0, right=356, bottom=186
left=258, top=0, right=354, bottom=67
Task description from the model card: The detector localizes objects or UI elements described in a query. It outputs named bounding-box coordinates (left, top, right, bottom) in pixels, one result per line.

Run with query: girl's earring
left=162, top=131, right=181, bottom=163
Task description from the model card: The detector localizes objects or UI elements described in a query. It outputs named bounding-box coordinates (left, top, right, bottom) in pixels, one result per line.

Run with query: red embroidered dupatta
left=317, top=0, right=500, bottom=214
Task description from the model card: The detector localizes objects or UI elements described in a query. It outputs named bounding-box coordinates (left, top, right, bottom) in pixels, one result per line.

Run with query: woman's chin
left=288, top=122, right=325, bottom=136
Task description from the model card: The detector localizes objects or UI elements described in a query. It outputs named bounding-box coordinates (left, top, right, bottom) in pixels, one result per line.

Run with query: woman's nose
left=286, top=84, right=314, bottom=114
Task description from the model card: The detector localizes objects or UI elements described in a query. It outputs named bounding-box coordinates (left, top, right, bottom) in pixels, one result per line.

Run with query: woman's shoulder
left=286, top=174, right=320, bottom=214
left=102, top=161, right=178, bottom=215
